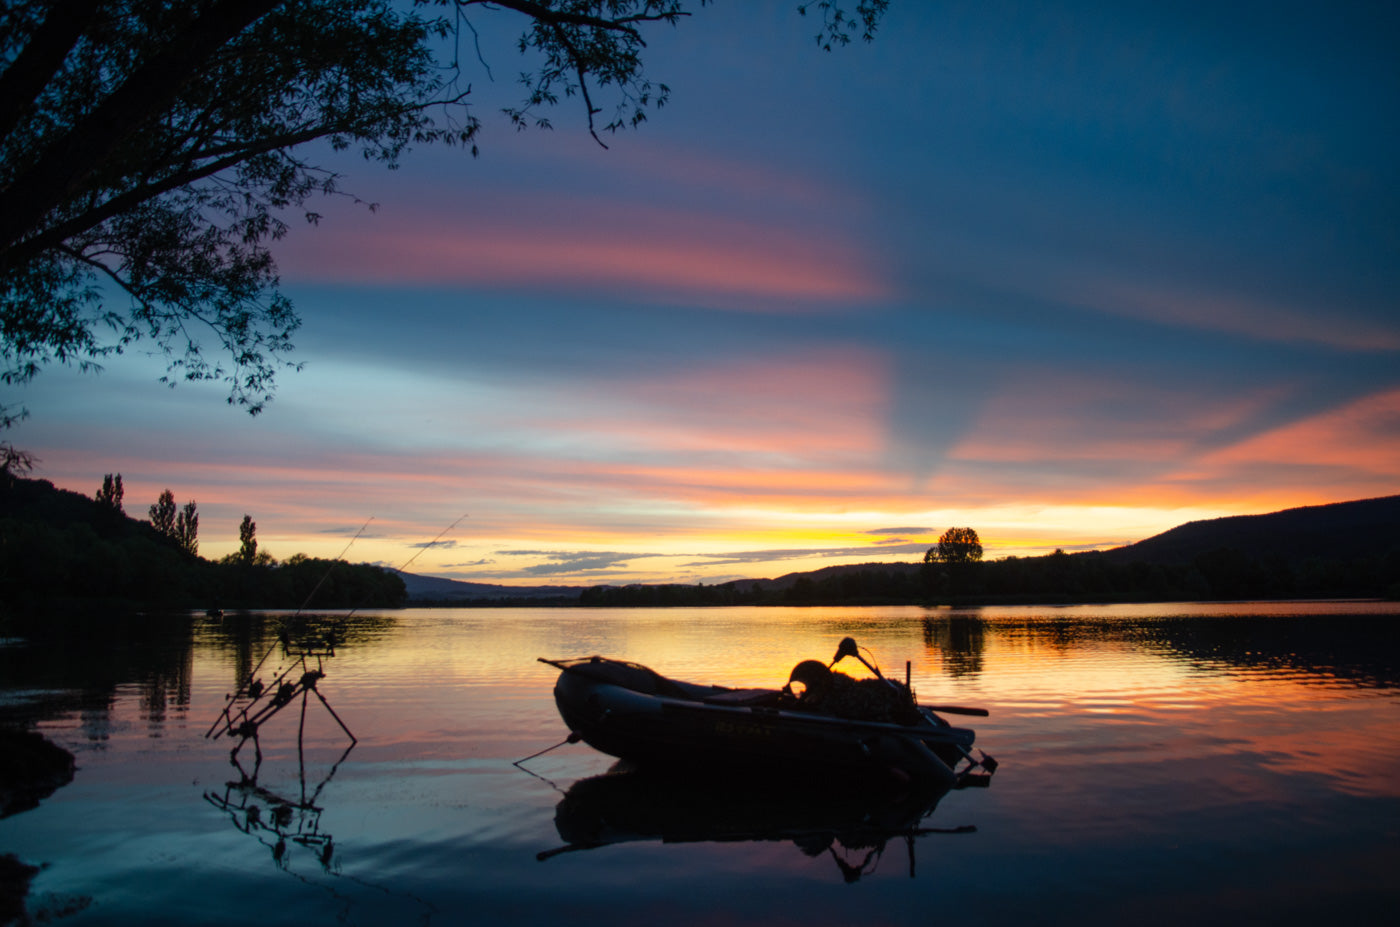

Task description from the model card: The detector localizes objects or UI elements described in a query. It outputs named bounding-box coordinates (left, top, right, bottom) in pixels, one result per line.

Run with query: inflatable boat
left=540, top=637, right=997, bottom=787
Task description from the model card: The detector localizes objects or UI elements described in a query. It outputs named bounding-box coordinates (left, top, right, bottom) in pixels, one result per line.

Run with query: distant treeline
left=1, top=477, right=404, bottom=614
left=579, top=546, right=1400, bottom=608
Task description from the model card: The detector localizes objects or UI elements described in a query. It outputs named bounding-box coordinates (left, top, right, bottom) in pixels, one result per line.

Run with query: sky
left=9, top=0, right=1400, bottom=585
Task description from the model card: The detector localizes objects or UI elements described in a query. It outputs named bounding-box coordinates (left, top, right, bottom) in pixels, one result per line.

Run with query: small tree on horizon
left=926, top=527, right=983, bottom=565
left=149, top=489, right=177, bottom=537
left=924, top=527, right=983, bottom=598
left=238, top=515, right=257, bottom=565
left=95, top=473, right=124, bottom=513
left=176, top=500, right=198, bottom=555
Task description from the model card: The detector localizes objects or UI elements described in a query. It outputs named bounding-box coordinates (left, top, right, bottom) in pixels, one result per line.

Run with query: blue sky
left=10, top=0, right=1399, bottom=584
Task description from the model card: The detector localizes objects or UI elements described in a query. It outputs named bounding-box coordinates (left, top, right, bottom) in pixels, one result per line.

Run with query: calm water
left=2, top=602, right=1398, bottom=926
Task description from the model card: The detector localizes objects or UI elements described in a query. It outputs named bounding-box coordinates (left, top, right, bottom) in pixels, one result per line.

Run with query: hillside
left=10, top=471, right=1395, bottom=609
left=1098, top=495, right=1400, bottom=566
left=394, top=570, right=582, bottom=602
left=568, top=495, right=1400, bottom=605
left=1, top=476, right=405, bottom=611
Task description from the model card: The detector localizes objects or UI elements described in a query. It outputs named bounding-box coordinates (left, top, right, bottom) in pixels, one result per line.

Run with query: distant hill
left=726, top=561, right=923, bottom=593
left=1098, top=495, right=1400, bottom=567
left=568, top=495, right=1400, bottom=606
left=394, top=570, right=584, bottom=602
left=403, top=496, right=1400, bottom=605
left=12, top=467, right=1392, bottom=609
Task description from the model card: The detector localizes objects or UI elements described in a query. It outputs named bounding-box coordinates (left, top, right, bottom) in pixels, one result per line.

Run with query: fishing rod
left=333, top=511, right=468, bottom=624
left=206, top=513, right=467, bottom=742
left=394, top=512, right=469, bottom=575
left=293, top=515, right=375, bottom=616
left=204, top=516, right=375, bottom=740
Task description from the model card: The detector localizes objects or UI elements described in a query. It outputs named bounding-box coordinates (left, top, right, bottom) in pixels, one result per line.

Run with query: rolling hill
left=1097, top=495, right=1400, bottom=566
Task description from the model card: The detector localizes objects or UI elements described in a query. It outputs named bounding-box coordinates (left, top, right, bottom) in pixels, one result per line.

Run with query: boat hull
left=551, top=661, right=977, bottom=787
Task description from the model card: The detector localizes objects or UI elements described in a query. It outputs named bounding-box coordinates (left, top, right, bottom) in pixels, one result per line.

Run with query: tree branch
left=461, top=0, right=691, bottom=41
left=0, top=0, right=104, bottom=143
left=0, top=0, right=284, bottom=253
left=548, top=22, right=608, bottom=147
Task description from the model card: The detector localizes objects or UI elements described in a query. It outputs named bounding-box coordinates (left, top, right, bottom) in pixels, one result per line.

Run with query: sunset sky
left=10, top=0, right=1400, bottom=585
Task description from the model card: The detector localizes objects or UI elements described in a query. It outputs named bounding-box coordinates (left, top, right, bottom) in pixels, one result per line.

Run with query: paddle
left=923, top=705, right=990, bottom=717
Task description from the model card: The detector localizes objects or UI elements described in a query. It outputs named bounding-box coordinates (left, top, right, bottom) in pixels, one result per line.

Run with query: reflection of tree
left=1133, top=613, right=1400, bottom=688
left=139, top=646, right=192, bottom=726
left=0, top=613, right=195, bottom=732
left=921, top=614, right=987, bottom=677
left=200, top=612, right=399, bottom=694
left=923, top=611, right=1400, bottom=689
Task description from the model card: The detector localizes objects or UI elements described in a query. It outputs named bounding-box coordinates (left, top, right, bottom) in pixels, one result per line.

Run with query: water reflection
left=917, top=607, right=1400, bottom=687
left=921, top=613, right=988, bottom=676
left=201, top=737, right=439, bottom=924
left=0, top=613, right=196, bottom=732
left=540, top=770, right=981, bottom=882
left=1, top=603, right=1396, bottom=926
left=205, top=764, right=341, bottom=873
left=200, top=611, right=399, bottom=692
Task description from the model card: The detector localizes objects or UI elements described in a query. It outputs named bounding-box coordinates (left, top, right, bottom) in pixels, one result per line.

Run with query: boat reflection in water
left=538, top=768, right=986, bottom=882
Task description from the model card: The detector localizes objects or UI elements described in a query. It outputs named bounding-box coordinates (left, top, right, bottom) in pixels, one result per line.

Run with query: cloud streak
left=279, top=190, right=889, bottom=310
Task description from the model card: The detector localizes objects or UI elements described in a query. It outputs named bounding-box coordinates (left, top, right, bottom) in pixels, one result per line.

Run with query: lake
left=2, top=602, right=1398, bottom=925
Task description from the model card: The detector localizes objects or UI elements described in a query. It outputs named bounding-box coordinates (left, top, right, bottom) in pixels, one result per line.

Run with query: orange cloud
left=1176, top=388, right=1400, bottom=497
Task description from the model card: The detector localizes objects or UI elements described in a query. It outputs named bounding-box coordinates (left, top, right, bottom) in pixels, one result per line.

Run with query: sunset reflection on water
left=1, top=602, right=1396, bottom=925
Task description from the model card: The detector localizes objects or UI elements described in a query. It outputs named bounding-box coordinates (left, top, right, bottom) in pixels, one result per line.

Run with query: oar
left=923, top=704, right=989, bottom=717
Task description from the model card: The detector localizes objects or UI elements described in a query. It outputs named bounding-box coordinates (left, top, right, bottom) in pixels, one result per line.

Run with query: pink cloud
left=1182, top=388, right=1400, bottom=489
left=948, top=371, right=1288, bottom=464
left=278, top=192, right=890, bottom=309
left=525, top=348, right=891, bottom=456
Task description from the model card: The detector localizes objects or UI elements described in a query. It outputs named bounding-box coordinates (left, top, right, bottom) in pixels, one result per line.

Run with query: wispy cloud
left=499, top=550, right=653, bottom=576
left=1061, top=274, right=1400, bottom=352
left=684, top=542, right=931, bottom=568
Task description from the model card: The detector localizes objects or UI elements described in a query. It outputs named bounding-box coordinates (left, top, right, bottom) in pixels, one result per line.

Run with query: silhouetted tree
left=928, top=527, right=982, bottom=565
left=95, top=473, right=123, bottom=513
left=149, top=489, right=176, bottom=537
left=0, top=1, right=887, bottom=426
left=238, top=515, right=256, bottom=565
left=175, top=500, right=198, bottom=555
left=923, top=528, right=983, bottom=598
